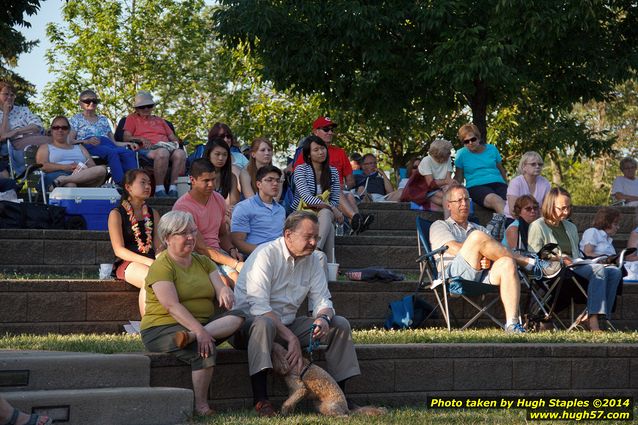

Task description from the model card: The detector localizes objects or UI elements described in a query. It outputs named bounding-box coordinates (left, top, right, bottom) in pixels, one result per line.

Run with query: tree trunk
left=469, top=78, right=488, bottom=140
left=548, top=151, right=563, bottom=186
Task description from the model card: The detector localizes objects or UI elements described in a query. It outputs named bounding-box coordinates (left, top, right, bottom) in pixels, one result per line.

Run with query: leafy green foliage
left=37, top=0, right=323, bottom=152
left=1, top=0, right=43, bottom=102
left=215, top=0, right=638, bottom=167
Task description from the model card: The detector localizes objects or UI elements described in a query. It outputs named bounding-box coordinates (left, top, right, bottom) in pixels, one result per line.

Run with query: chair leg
left=460, top=296, right=504, bottom=330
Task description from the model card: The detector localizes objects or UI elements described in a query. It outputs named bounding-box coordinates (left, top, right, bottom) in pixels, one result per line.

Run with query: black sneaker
left=359, top=214, right=374, bottom=234
left=350, top=213, right=362, bottom=235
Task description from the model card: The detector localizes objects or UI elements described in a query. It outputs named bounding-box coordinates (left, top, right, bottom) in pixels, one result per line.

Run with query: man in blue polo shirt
left=231, top=165, right=286, bottom=256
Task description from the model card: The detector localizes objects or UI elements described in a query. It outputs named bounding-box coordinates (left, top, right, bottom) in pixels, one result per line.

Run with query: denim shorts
left=446, top=254, right=493, bottom=284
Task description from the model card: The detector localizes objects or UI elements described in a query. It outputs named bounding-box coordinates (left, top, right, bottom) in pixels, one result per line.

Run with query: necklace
left=122, top=200, right=153, bottom=253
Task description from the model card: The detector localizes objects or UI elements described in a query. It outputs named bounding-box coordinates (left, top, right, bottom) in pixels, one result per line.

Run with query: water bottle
left=335, top=223, right=344, bottom=236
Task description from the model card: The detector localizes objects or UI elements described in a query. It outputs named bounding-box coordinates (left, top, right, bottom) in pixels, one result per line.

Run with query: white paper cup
left=99, top=263, right=113, bottom=280
left=327, top=263, right=339, bottom=281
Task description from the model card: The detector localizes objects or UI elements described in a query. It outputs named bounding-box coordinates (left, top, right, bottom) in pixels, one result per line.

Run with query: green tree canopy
left=1, top=0, right=43, bottom=101
left=215, top=0, right=638, bottom=168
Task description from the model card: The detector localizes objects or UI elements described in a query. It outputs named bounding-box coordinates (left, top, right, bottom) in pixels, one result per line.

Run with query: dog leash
left=300, top=324, right=320, bottom=380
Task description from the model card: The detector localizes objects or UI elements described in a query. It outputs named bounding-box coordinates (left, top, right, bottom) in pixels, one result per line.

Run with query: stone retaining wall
left=147, top=343, right=638, bottom=410
left=2, top=279, right=637, bottom=334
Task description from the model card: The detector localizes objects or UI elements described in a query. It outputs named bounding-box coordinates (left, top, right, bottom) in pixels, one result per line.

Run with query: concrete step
left=0, top=351, right=149, bottom=391
left=2, top=387, right=193, bottom=425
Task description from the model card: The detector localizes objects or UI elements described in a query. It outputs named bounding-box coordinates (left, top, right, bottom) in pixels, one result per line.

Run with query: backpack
left=384, top=295, right=436, bottom=330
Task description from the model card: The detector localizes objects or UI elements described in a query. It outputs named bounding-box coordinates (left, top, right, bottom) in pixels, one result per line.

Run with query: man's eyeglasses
left=51, top=125, right=70, bottom=131
left=136, top=104, right=154, bottom=110
left=260, top=177, right=281, bottom=184
left=319, top=126, right=335, bottom=133
left=448, top=197, right=471, bottom=204
left=81, top=98, right=100, bottom=105
left=463, top=137, right=478, bottom=144
left=293, top=232, right=321, bottom=242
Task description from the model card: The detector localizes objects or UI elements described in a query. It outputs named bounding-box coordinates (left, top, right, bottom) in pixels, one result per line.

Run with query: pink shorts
left=115, top=261, right=132, bottom=280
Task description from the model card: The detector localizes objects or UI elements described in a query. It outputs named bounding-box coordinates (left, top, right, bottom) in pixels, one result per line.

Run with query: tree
left=1, top=0, right=43, bottom=102
left=215, top=0, right=638, bottom=168
left=39, top=0, right=324, bottom=154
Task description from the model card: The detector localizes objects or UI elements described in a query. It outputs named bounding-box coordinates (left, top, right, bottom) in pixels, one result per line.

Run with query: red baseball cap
left=312, top=116, right=337, bottom=130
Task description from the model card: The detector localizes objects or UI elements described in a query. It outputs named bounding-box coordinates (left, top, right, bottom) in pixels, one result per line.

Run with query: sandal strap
left=2, top=408, right=20, bottom=425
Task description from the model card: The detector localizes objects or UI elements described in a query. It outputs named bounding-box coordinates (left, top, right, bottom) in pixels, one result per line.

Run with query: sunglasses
left=463, top=137, right=478, bottom=144
left=319, top=126, right=335, bottom=133
left=136, top=104, right=154, bottom=110
left=51, top=125, right=70, bottom=131
left=81, top=98, right=100, bottom=105
left=219, top=133, right=233, bottom=140
left=523, top=206, right=539, bottom=212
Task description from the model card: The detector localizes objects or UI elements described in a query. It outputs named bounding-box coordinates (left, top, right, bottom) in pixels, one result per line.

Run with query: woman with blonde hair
left=504, top=151, right=551, bottom=220
left=454, top=123, right=508, bottom=214
left=239, top=137, right=277, bottom=198
left=528, top=188, right=622, bottom=331
left=417, top=138, right=455, bottom=212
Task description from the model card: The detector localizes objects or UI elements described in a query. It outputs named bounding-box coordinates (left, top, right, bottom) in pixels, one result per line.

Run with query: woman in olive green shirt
left=141, top=211, right=244, bottom=416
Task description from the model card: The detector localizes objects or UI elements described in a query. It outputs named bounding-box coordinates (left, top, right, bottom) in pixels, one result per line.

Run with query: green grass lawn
left=1, top=328, right=637, bottom=354
left=189, top=406, right=636, bottom=424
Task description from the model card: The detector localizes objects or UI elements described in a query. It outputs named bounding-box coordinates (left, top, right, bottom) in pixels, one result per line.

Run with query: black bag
left=0, top=201, right=67, bottom=229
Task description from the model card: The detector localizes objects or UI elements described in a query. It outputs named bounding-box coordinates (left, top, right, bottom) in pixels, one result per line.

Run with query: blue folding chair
left=416, top=216, right=503, bottom=331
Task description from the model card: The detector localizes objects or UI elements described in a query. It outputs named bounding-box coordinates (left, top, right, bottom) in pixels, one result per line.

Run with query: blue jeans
left=83, top=136, right=137, bottom=184
left=571, top=263, right=622, bottom=316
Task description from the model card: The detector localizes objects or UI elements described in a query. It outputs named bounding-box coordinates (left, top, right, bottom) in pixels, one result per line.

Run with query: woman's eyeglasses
left=218, top=133, right=233, bottom=140
left=81, top=98, right=100, bottom=105
left=51, top=125, right=70, bottom=131
left=523, top=205, right=539, bottom=212
left=463, top=137, right=478, bottom=144
left=527, top=162, right=543, bottom=167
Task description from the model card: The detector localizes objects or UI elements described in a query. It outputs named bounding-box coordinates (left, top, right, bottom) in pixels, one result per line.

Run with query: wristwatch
left=319, top=314, right=332, bottom=326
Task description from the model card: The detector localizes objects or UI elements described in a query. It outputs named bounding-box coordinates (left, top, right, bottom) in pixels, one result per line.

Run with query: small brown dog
left=271, top=342, right=386, bottom=416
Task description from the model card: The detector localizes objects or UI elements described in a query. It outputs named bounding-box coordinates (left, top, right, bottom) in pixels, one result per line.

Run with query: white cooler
left=48, top=187, right=120, bottom=230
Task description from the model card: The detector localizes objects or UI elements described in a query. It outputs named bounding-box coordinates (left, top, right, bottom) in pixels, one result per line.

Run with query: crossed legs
left=455, top=230, right=532, bottom=323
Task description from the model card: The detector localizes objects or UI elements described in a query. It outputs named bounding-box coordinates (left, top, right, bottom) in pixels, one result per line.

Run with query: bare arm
left=152, top=280, right=214, bottom=358
left=35, top=145, right=75, bottom=173
left=345, top=174, right=355, bottom=190
left=239, top=169, right=255, bottom=198
left=496, top=162, right=508, bottom=182
left=231, top=231, right=256, bottom=256
left=107, top=209, right=154, bottom=266
left=505, top=225, right=519, bottom=249
left=453, top=167, right=464, bottom=184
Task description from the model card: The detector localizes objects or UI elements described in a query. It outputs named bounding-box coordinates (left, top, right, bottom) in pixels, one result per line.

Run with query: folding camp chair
left=415, top=216, right=504, bottom=331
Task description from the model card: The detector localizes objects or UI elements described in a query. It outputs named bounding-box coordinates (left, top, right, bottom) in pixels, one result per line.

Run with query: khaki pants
left=232, top=315, right=361, bottom=382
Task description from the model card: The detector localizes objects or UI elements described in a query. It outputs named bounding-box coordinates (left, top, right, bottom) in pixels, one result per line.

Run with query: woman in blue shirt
left=454, top=123, right=508, bottom=214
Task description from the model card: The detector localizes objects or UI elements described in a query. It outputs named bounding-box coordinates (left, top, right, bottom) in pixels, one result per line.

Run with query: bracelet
left=319, top=314, right=332, bottom=326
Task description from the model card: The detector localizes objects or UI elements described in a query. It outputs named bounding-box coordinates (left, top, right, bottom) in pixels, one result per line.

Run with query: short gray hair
left=158, top=211, right=195, bottom=246
left=79, top=89, right=97, bottom=99
left=284, top=211, right=318, bottom=233
left=444, top=185, right=468, bottom=203
left=517, top=151, right=543, bottom=175
left=428, top=138, right=453, bottom=162
left=620, top=156, right=637, bottom=171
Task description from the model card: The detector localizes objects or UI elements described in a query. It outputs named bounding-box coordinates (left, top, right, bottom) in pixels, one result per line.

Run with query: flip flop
left=3, top=408, right=52, bottom=425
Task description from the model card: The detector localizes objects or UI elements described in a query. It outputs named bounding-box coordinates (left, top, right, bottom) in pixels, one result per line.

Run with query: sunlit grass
left=1, top=328, right=636, bottom=354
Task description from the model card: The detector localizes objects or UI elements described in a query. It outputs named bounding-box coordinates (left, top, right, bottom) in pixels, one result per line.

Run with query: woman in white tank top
left=35, top=116, right=107, bottom=190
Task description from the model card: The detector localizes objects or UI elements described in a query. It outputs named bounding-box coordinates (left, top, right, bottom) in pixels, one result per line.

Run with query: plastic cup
left=327, top=263, right=339, bottom=281
left=99, top=263, right=113, bottom=280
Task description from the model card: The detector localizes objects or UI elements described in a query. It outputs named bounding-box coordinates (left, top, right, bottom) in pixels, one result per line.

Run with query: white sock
left=156, top=185, right=165, bottom=193
left=506, top=319, right=520, bottom=326
left=169, top=184, right=177, bottom=192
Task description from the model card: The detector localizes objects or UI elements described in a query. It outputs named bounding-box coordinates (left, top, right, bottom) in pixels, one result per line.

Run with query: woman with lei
left=108, top=169, right=160, bottom=316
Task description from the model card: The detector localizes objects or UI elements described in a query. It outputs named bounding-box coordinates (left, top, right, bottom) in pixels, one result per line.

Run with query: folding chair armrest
left=618, top=247, right=637, bottom=269
left=416, top=244, right=448, bottom=263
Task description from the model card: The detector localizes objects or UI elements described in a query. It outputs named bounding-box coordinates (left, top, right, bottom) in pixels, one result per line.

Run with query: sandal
left=3, top=408, right=52, bottom=425
left=47, top=179, right=61, bottom=192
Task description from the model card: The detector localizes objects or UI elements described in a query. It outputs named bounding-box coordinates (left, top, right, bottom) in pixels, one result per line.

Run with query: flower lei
left=122, top=200, right=153, bottom=254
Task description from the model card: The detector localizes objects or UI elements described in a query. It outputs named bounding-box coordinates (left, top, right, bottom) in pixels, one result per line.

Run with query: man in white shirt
left=232, top=211, right=360, bottom=416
